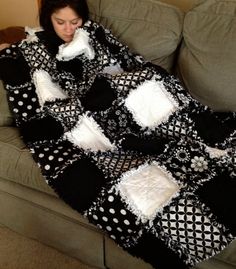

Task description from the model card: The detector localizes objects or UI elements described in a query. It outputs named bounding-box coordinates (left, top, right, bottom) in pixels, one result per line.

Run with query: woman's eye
left=71, top=21, right=79, bottom=25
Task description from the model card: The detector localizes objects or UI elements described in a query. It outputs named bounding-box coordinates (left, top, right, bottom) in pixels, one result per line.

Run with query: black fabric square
left=214, top=112, right=236, bottom=129
left=127, top=232, right=189, bottom=269
left=80, top=76, right=116, bottom=111
left=50, top=157, right=107, bottom=213
left=20, top=115, right=64, bottom=143
left=196, top=172, right=236, bottom=235
left=56, top=58, right=83, bottom=79
left=190, top=111, right=233, bottom=146
left=121, top=134, right=169, bottom=154
left=0, top=56, right=31, bottom=85
left=95, top=26, right=120, bottom=55
left=37, top=30, right=64, bottom=57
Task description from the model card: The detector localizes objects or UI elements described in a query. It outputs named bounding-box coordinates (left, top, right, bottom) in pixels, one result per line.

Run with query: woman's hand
left=0, top=43, right=10, bottom=51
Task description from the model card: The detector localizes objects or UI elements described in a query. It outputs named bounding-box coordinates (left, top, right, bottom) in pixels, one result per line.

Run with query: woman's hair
left=39, top=0, right=89, bottom=32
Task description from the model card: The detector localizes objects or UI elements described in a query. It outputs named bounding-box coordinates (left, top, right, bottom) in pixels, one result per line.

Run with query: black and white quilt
left=0, top=20, right=236, bottom=269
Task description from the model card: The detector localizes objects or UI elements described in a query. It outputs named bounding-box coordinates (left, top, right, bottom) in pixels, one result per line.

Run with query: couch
left=0, top=0, right=236, bottom=268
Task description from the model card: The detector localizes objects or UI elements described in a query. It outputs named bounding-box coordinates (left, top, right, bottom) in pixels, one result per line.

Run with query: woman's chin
left=62, top=36, right=73, bottom=43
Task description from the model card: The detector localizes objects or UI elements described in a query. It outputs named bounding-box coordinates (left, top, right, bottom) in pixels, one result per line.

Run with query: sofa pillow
left=0, top=80, right=14, bottom=126
left=177, top=0, right=236, bottom=111
left=0, top=26, right=25, bottom=44
left=87, top=0, right=184, bottom=73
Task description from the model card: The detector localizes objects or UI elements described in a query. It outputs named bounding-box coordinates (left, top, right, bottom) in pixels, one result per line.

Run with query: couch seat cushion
left=178, top=0, right=236, bottom=111
left=0, top=127, right=55, bottom=195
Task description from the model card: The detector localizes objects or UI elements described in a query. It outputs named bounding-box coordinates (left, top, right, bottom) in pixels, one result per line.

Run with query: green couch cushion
left=0, top=127, right=55, bottom=195
left=0, top=80, right=14, bottom=126
left=87, top=0, right=184, bottom=73
left=158, top=0, right=201, bottom=12
left=215, top=240, right=236, bottom=269
left=178, top=0, right=236, bottom=111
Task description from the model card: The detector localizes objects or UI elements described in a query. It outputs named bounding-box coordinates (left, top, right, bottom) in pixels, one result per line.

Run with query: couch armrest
left=0, top=26, right=25, bottom=44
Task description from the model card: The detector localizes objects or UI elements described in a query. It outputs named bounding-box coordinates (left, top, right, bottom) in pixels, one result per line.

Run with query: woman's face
left=51, top=6, right=83, bottom=43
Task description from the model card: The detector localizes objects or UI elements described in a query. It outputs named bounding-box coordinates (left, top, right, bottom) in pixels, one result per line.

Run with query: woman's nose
left=64, top=23, right=73, bottom=32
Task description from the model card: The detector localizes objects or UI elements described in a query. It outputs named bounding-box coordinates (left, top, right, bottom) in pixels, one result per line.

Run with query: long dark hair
left=39, top=0, right=89, bottom=33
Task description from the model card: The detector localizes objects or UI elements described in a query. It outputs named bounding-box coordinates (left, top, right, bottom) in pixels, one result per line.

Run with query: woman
left=39, top=0, right=88, bottom=43
left=0, top=1, right=235, bottom=269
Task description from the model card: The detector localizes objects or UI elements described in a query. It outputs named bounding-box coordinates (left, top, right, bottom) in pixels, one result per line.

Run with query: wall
left=0, top=0, right=39, bottom=28
left=0, top=0, right=202, bottom=29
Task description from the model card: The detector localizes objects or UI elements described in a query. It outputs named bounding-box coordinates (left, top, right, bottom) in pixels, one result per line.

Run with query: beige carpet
left=0, top=225, right=97, bottom=269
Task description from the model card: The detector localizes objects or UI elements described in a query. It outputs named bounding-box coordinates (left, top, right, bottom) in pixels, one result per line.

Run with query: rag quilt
left=0, top=20, right=236, bottom=269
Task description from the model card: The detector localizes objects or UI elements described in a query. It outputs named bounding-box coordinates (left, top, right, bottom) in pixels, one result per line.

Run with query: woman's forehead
left=52, top=6, right=79, bottom=20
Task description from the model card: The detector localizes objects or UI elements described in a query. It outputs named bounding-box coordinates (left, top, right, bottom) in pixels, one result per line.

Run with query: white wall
left=0, top=0, right=39, bottom=28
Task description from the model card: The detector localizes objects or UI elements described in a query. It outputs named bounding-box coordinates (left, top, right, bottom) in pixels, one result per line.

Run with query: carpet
left=0, top=225, right=97, bottom=269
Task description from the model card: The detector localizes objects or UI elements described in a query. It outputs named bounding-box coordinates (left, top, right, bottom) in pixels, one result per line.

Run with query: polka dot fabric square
left=86, top=188, right=143, bottom=248
left=32, top=140, right=82, bottom=180
left=7, top=83, right=40, bottom=121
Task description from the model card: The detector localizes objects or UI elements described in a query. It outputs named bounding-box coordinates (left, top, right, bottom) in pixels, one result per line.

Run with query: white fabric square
left=64, top=115, right=115, bottom=151
left=33, top=69, right=68, bottom=107
left=124, top=79, right=178, bottom=128
left=117, top=162, right=180, bottom=222
left=56, top=28, right=95, bottom=61
left=102, top=64, right=124, bottom=75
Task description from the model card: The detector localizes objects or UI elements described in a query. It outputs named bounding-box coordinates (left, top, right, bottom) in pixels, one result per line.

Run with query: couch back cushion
left=87, top=0, right=184, bottom=73
left=177, top=0, right=236, bottom=111
left=0, top=80, right=14, bottom=126
left=158, top=0, right=201, bottom=12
